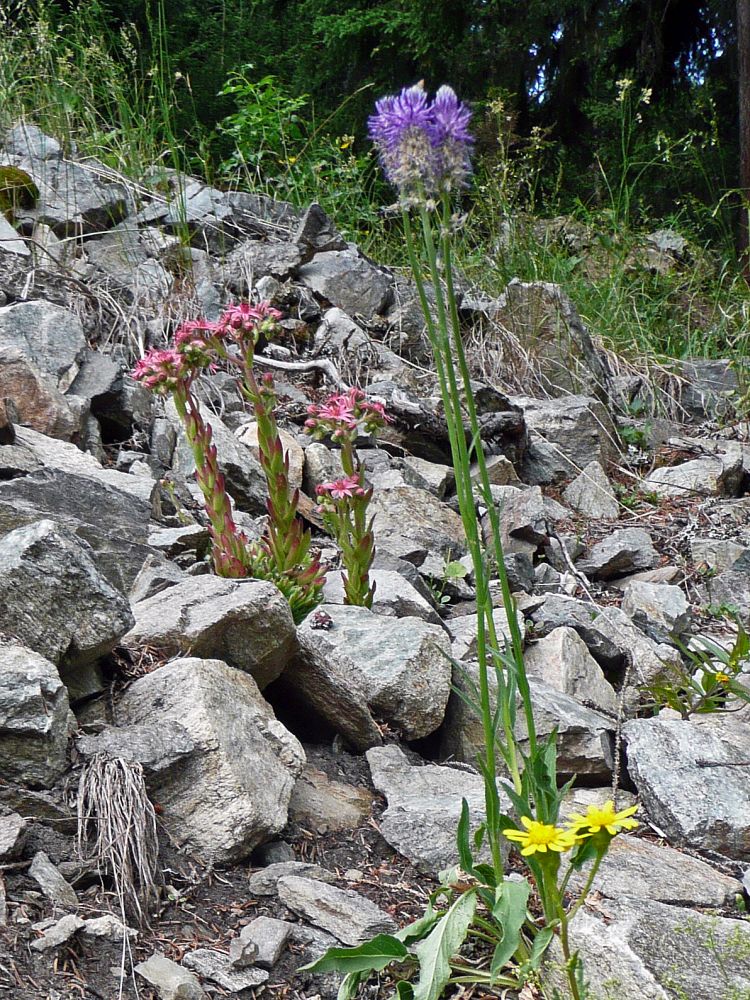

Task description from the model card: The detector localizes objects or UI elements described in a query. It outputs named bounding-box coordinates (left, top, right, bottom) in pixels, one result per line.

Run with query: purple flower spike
left=369, top=82, right=473, bottom=203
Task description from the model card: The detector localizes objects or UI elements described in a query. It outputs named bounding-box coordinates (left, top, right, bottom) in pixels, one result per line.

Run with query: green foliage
left=643, top=620, right=750, bottom=718
left=0, top=165, right=38, bottom=219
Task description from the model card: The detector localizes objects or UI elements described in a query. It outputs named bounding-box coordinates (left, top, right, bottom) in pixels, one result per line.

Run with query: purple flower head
left=431, top=86, right=473, bottom=145
left=368, top=83, right=473, bottom=203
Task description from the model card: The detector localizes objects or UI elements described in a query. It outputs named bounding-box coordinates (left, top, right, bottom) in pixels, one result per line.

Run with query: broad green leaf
left=300, top=935, right=409, bottom=974
left=527, top=924, right=557, bottom=969
left=490, top=879, right=531, bottom=975
left=337, top=971, right=365, bottom=1000
left=411, top=889, right=477, bottom=1000
left=393, top=981, right=415, bottom=999
left=395, top=904, right=441, bottom=945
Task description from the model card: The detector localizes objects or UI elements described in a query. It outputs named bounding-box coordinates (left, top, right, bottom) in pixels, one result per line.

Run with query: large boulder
left=623, top=715, right=750, bottom=860
left=0, top=348, right=81, bottom=439
left=367, top=745, right=509, bottom=876
left=556, top=897, right=750, bottom=1000
left=0, top=301, right=86, bottom=390
left=369, top=484, right=467, bottom=577
left=0, top=464, right=156, bottom=594
left=0, top=644, right=73, bottom=789
left=288, top=604, right=451, bottom=742
left=117, top=658, right=305, bottom=862
left=297, top=248, right=394, bottom=318
left=124, top=577, right=297, bottom=690
left=0, top=519, right=133, bottom=670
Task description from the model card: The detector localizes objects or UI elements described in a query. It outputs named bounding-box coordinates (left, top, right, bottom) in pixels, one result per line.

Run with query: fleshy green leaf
left=395, top=904, right=441, bottom=945
left=411, top=889, right=477, bottom=1000
left=300, top=935, right=409, bottom=974
left=337, top=971, right=365, bottom=1000
left=393, top=981, right=415, bottom=999
left=490, top=879, right=530, bottom=975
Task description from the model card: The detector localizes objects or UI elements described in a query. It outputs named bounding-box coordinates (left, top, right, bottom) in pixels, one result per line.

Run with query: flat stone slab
left=277, top=876, right=395, bottom=946
left=182, top=948, right=269, bottom=990
left=567, top=833, right=742, bottom=907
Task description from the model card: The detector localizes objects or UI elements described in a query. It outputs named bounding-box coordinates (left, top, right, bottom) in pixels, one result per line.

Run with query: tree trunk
left=738, top=0, right=750, bottom=269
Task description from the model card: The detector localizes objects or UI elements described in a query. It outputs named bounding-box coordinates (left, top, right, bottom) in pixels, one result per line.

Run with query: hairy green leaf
left=411, top=889, right=477, bottom=1000
left=300, top=935, right=409, bottom=974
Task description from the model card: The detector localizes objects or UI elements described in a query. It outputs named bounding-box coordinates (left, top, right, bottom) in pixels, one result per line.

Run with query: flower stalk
left=132, top=302, right=325, bottom=623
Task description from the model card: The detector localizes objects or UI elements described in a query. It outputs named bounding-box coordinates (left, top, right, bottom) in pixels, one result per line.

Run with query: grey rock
left=400, top=456, right=454, bottom=498
left=486, top=280, right=611, bottom=396
left=562, top=461, right=620, bottom=520
left=182, top=948, right=269, bottom=990
left=0, top=213, right=30, bottom=256
left=30, top=914, right=84, bottom=953
left=117, top=658, right=305, bottom=862
left=81, top=914, right=137, bottom=941
left=228, top=930, right=259, bottom=969
left=524, top=627, right=618, bottom=715
left=322, top=568, right=444, bottom=628
left=288, top=765, right=374, bottom=834
left=280, top=630, right=383, bottom=753
left=313, top=307, right=403, bottom=379
left=2, top=123, right=62, bottom=160
left=520, top=678, right=615, bottom=778
left=473, top=453, right=520, bottom=486
left=621, top=581, right=691, bottom=641
left=67, top=349, right=120, bottom=403
left=0, top=812, right=27, bottom=861
left=690, top=536, right=747, bottom=574
left=448, top=605, right=526, bottom=662
left=20, top=156, right=130, bottom=235
left=0, top=465, right=156, bottom=595
left=369, top=484, right=466, bottom=571
left=0, top=348, right=80, bottom=439
left=277, top=875, right=396, bottom=945
left=128, top=554, right=189, bottom=603
left=76, top=722, right=197, bottom=778
left=294, top=202, right=347, bottom=254
left=706, top=550, right=750, bottom=622
left=582, top=605, right=683, bottom=685
left=225, top=239, right=303, bottom=288
left=609, top=565, right=683, bottom=591
left=512, top=394, right=619, bottom=484
left=624, top=715, right=750, bottom=859
left=246, top=861, right=336, bottom=897
left=367, top=744, right=509, bottom=876
left=125, top=577, right=296, bottom=689
left=231, top=916, right=292, bottom=968
left=645, top=449, right=745, bottom=499
left=168, top=398, right=268, bottom=514
left=29, top=851, right=78, bottom=909
left=0, top=301, right=85, bottom=388
left=680, top=358, right=740, bottom=420
left=147, top=524, right=210, bottom=558
left=297, top=248, right=394, bottom=317
left=294, top=604, right=451, bottom=741
left=559, top=897, right=750, bottom=1000
left=0, top=519, right=133, bottom=668
left=488, top=484, right=550, bottom=548
left=567, top=833, right=741, bottom=907
left=135, top=954, right=207, bottom=1000
left=577, top=527, right=659, bottom=580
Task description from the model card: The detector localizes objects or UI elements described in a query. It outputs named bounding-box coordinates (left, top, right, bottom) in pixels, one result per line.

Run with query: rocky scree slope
left=0, top=123, right=750, bottom=1000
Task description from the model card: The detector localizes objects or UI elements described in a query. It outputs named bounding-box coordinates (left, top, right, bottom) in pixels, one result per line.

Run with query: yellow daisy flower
left=566, top=801, right=639, bottom=837
left=503, top=817, right=577, bottom=857
left=715, top=671, right=731, bottom=684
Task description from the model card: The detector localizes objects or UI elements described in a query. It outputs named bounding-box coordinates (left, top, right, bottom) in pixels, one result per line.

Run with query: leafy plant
left=643, top=620, right=750, bottom=718
left=306, top=81, right=640, bottom=1000
left=132, top=302, right=325, bottom=623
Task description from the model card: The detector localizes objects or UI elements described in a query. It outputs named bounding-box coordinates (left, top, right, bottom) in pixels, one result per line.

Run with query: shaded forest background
left=3, top=0, right=750, bottom=364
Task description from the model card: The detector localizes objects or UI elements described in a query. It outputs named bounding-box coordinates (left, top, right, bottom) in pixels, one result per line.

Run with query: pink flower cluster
left=305, top=388, right=390, bottom=443
left=316, top=475, right=366, bottom=501
left=131, top=348, right=189, bottom=394
left=131, top=301, right=283, bottom=390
